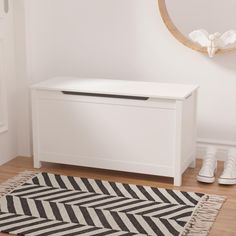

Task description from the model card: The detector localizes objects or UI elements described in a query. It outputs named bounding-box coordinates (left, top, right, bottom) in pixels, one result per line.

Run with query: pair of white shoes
left=197, top=148, right=236, bottom=185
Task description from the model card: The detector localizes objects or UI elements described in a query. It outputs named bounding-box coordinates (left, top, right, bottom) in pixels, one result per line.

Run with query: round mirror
left=158, top=0, right=236, bottom=55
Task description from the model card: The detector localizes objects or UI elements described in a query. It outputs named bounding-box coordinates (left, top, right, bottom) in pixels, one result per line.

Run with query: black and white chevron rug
left=0, top=172, right=225, bottom=236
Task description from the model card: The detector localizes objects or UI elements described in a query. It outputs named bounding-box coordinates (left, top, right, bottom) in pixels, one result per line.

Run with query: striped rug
left=0, top=172, right=225, bottom=236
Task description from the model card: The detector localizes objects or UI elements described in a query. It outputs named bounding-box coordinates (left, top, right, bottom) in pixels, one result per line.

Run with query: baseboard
left=197, top=138, right=236, bottom=161
left=0, top=155, right=17, bottom=166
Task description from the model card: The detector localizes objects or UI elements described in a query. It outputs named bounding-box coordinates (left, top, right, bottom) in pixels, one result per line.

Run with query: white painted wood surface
left=0, top=0, right=8, bottom=134
left=32, top=77, right=199, bottom=186
left=32, top=77, right=199, bottom=100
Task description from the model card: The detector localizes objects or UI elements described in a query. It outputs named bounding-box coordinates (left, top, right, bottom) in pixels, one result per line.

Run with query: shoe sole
left=197, top=175, right=215, bottom=183
left=218, top=178, right=236, bottom=185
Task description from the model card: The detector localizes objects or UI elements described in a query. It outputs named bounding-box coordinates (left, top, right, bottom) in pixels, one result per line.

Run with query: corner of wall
left=13, top=0, right=32, bottom=157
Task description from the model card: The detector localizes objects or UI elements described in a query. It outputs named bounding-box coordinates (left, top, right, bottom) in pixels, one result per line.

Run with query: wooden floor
left=0, top=157, right=235, bottom=236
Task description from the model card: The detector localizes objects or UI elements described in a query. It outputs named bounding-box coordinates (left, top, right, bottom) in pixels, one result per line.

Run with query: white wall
left=14, top=0, right=32, bottom=157
left=15, top=0, right=236, bottom=157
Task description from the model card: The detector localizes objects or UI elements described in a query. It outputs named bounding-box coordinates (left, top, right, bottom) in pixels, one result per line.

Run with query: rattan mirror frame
left=158, top=0, right=235, bottom=55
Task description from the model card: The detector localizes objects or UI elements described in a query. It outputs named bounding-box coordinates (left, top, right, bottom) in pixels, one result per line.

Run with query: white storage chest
left=31, top=77, right=199, bottom=186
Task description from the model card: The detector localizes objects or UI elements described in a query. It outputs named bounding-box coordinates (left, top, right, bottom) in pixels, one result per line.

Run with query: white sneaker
left=197, top=147, right=217, bottom=183
left=218, top=148, right=236, bottom=185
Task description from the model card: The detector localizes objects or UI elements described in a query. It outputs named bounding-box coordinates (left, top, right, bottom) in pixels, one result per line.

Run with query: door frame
left=0, top=0, right=8, bottom=133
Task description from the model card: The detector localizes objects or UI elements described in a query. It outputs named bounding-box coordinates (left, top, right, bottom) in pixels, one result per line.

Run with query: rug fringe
left=0, top=171, right=37, bottom=198
left=181, top=194, right=226, bottom=236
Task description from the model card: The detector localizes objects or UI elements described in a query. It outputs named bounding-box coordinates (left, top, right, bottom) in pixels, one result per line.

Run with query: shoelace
left=225, top=156, right=236, bottom=171
left=203, top=157, right=216, bottom=168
